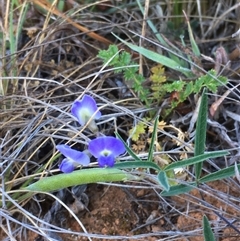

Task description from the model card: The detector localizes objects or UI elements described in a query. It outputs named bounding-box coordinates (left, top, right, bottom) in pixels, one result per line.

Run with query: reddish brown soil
left=21, top=180, right=239, bottom=241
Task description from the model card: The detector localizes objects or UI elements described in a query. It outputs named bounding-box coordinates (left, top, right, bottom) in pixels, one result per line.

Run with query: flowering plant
left=57, top=136, right=126, bottom=173
left=26, top=93, right=229, bottom=196
left=57, top=95, right=126, bottom=173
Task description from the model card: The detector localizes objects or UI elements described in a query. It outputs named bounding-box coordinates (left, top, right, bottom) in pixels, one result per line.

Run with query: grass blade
left=183, top=10, right=201, bottom=57
left=194, top=88, right=208, bottom=179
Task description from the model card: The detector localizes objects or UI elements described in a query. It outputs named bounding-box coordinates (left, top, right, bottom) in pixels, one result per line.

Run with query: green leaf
left=148, top=118, right=159, bottom=162
left=194, top=76, right=205, bottom=93
left=98, top=45, right=119, bottom=64
left=129, top=121, right=146, bottom=142
left=112, top=33, right=191, bottom=76
left=157, top=171, right=170, bottom=191
left=203, top=70, right=227, bottom=92
left=119, top=51, right=131, bottom=65
left=185, top=13, right=201, bottom=57
left=25, top=168, right=137, bottom=192
left=184, top=81, right=194, bottom=98
left=203, top=215, right=216, bottom=241
left=194, top=88, right=208, bottom=179
left=164, top=80, right=185, bottom=92
left=199, top=163, right=240, bottom=183
left=161, top=183, right=196, bottom=196
left=114, top=161, right=161, bottom=171
left=164, top=151, right=229, bottom=172
left=136, top=0, right=168, bottom=46
left=115, top=133, right=142, bottom=162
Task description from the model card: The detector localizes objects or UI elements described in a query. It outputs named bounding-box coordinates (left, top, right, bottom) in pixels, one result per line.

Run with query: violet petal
left=59, top=158, right=75, bottom=173
left=88, top=136, right=125, bottom=158
left=71, top=95, right=101, bottom=126
left=98, top=154, right=115, bottom=167
left=56, top=144, right=90, bottom=166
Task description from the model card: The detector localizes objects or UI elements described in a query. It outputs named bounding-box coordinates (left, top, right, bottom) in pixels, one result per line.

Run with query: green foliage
left=98, top=45, right=149, bottom=105
left=158, top=171, right=170, bottom=191
left=161, top=90, right=229, bottom=196
left=113, top=35, right=192, bottom=77
left=0, top=1, right=29, bottom=97
left=147, top=118, right=159, bottom=162
left=120, top=92, right=230, bottom=195
left=24, top=91, right=232, bottom=197
left=194, top=88, right=208, bottom=179
left=203, top=215, right=216, bottom=241
left=172, top=0, right=184, bottom=29
left=150, top=64, right=167, bottom=100
left=98, top=45, right=227, bottom=111
left=163, top=70, right=227, bottom=107
left=29, top=42, right=229, bottom=196
left=129, top=120, right=147, bottom=142
left=98, top=45, right=129, bottom=68
left=97, top=45, right=230, bottom=195
left=109, top=9, right=226, bottom=114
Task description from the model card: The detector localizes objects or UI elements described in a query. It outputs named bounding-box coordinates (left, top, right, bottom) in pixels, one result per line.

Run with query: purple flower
left=71, top=95, right=101, bottom=132
left=88, top=136, right=125, bottom=167
left=56, top=145, right=90, bottom=173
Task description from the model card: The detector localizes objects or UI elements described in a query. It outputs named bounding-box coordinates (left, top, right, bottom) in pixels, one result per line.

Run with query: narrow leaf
left=203, top=215, right=216, bottom=241
left=114, top=161, right=161, bottom=171
left=194, top=88, right=208, bottom=179
left=199, top=163, right=240, bottom=183
left=136, top=0, right=188, bottom=67
left=164, top=151, right=229, bottom=171
left=161, top=183, right=196, bottom=196
left=158, top=171, right=170, bottom=191
left=235, top=162, right=240, bottom=183
left=112, top=33, right=191, bottom=76
left=183, top=11, right=201, bottom=57
left=136, top=0, right=167, bottom=46
left=115, top=132, right=142, bottom=162
left=148, top=118, right=159, bottom=162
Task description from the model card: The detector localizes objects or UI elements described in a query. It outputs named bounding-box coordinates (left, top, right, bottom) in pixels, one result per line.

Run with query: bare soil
left=25, top=180, right=240, bottom=241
